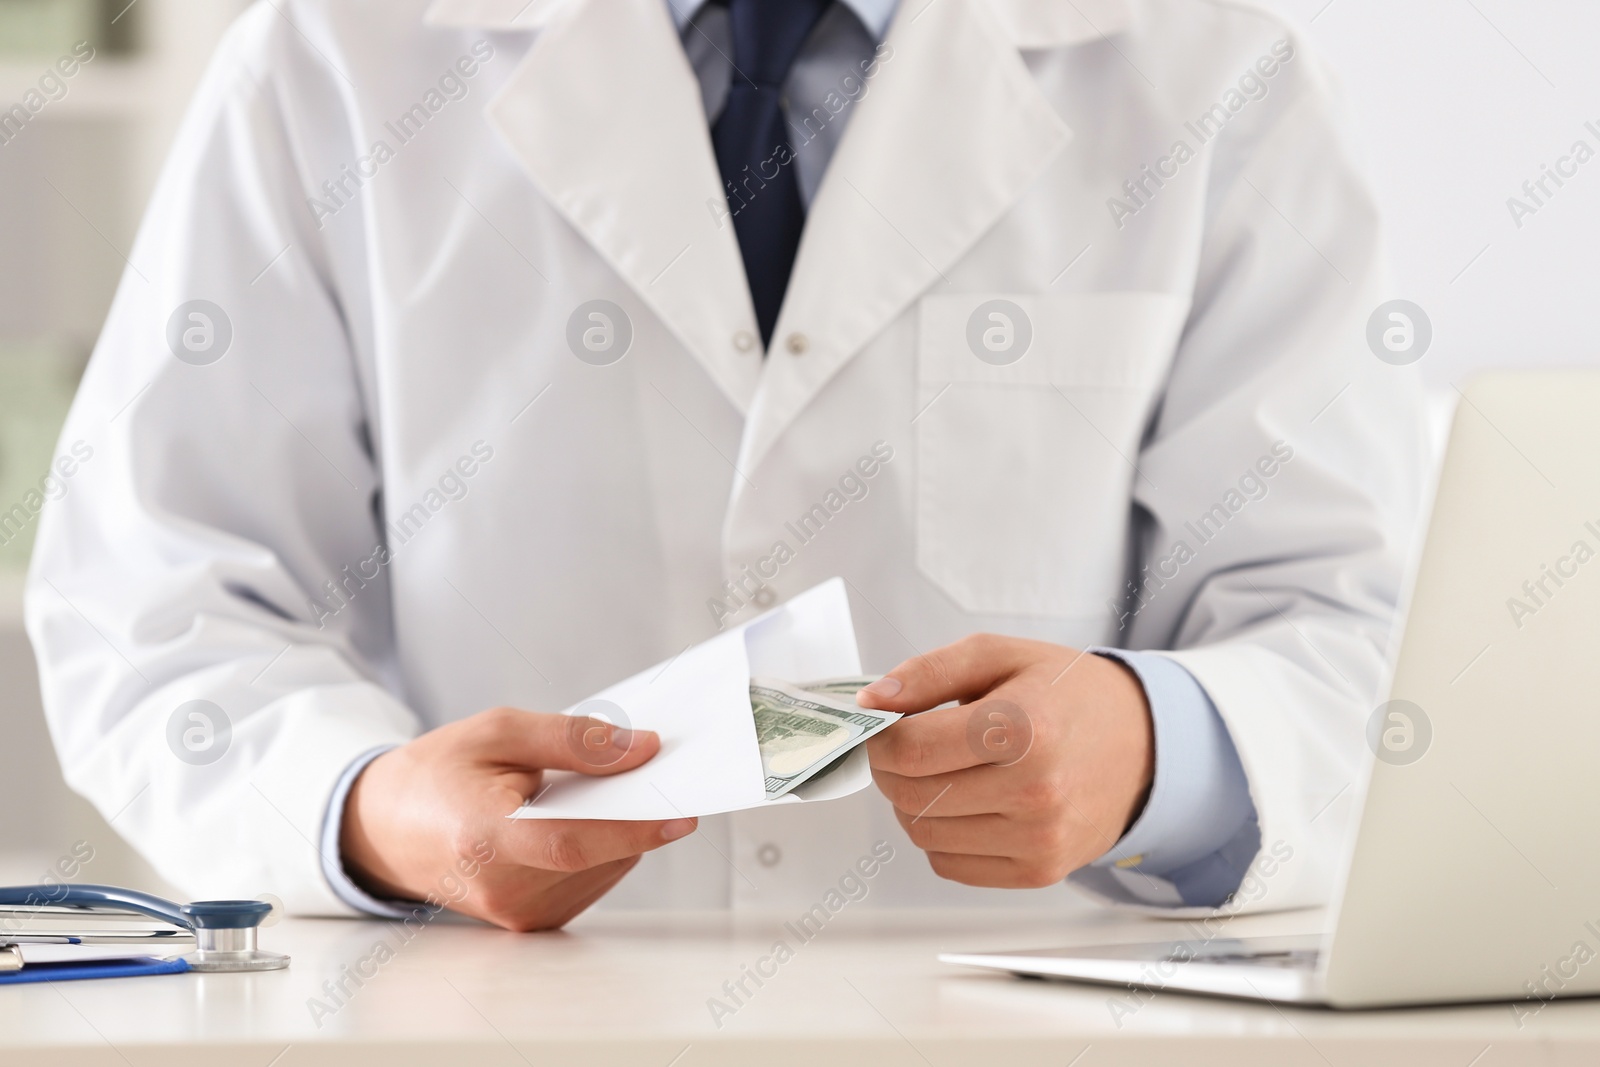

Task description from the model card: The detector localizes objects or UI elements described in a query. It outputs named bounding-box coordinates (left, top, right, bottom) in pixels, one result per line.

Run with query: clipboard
left=0, top=955, right=190, bottom=985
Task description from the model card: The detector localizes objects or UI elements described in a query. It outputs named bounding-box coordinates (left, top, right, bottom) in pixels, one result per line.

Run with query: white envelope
left=510, top=577, right=867, bottom=821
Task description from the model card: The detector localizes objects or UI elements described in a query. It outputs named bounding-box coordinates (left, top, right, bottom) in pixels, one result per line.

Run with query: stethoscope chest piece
left=178, top=901, right=289, bottom=972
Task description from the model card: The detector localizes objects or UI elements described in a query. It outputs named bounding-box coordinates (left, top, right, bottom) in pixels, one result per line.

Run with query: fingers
left=467, top=856, right=643, bottom=932
left=891, top=808, right=1057, bottom=860
left=871, top=764, right=1051, bottom=818
left=468, top=706, right=662, bottom=777
left=856, top=634, right=1032, bottom=712
left=495, top=815, right=697, bottom=874
left=529, top=856, right=642, bottom=929
left=879, top=771, right=1097, bottom=888
left=865, top=701, right=993, bottom=777
left=921, top=851, right=1070, bottom=890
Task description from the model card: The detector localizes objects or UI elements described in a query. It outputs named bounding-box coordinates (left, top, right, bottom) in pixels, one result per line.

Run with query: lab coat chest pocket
left=914, top=292, right=1190, bottom=618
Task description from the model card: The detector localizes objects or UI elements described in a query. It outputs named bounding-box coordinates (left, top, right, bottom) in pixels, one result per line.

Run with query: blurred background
left=0, top=0, right=1596, bottom=891
left=1, top=0, right=248, bottom=891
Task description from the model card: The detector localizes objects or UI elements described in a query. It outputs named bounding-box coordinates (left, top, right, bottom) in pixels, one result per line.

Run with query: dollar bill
left=795, top=677, right=886, bottom=783
left=798, top=675, right=883, bottom=698
left=750, top=677, right=900, bottom=800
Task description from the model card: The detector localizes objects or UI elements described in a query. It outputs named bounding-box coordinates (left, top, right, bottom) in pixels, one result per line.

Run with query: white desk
left=2, top=907, right=1595, bottom=1065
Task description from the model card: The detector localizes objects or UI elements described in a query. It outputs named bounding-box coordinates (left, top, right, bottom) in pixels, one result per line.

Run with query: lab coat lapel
left=739, top=0, right=1075, bottom=473
left=479, top=0, right=764, bottom=414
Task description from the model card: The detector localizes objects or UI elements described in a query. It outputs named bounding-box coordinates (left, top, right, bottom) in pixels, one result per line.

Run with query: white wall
left=0, top=0, right=248, bottom=892
left=1263, top=0, right=1600, bottom=385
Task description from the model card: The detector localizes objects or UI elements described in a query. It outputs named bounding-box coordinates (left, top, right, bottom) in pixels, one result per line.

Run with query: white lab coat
left=27, top=0, right=1425, bottom=918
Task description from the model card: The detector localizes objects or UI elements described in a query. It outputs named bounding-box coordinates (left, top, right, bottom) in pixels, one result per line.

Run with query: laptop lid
left=1322, top=372, right=1600, bottom=1008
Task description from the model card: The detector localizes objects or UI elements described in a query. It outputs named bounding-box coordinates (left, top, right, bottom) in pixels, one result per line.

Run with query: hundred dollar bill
left=750, top=677, right=900, bottom=800
left=798, top=675, right=883, bottom=698
left=794, top=676, right=887, bottom=782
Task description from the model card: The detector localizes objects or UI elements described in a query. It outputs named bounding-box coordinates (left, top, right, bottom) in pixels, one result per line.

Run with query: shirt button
left=784, top=332, right=808, bottom=356
left=733, top=330, right=756, bottom=352
left=757, top=842, right=782, bottom=867
left=752, top=586, right=776, bottom=608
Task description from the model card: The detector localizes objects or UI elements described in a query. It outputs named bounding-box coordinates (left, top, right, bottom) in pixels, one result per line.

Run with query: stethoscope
left=0, top=884, right=288, bottom=972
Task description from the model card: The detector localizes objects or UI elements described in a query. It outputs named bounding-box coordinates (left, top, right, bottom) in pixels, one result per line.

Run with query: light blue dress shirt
left=318, top=0, right=1261, bottom=916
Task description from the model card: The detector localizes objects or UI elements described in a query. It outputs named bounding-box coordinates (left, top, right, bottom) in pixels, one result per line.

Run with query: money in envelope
left=509, top=578, right=901, bottom=821
left=750, top=678, right=897, bottom=799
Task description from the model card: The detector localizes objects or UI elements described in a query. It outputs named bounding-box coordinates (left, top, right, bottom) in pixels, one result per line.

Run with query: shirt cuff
left=1076, top=649, right=1260, bottom=907
left=318, top=744, right=424, bottom=919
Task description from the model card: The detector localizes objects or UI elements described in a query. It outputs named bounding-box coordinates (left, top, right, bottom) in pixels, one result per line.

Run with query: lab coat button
left=784, top=332, right=808, bottom=355
left=752, top=586, right=776, bottom=608
left=733, top=330, right=756, bottom=352
left=757, top=842, right=782, bottom=867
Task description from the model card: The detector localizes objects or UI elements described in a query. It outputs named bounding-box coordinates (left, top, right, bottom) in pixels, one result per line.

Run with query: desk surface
left=2, top=906, right=1595, bottom=1066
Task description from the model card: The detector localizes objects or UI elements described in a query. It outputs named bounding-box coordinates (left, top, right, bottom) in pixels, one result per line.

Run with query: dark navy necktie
left=712, top=0, right=831, bottom=349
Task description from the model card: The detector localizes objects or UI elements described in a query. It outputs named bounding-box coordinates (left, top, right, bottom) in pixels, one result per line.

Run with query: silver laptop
left=941, top=372, right=1600, bottom=1008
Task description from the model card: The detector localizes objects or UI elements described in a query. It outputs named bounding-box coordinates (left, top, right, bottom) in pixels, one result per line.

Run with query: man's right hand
left=340, top=706, right=695, bottom=931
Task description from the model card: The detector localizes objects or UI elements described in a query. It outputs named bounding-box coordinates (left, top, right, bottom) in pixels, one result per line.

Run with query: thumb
left=475, top=708, right=662, bottom=777
left=855, top=634, right=1026, bottom=713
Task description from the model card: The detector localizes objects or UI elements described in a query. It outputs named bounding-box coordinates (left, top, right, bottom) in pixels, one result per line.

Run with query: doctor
left=28, top=0, right=1423, bottom=930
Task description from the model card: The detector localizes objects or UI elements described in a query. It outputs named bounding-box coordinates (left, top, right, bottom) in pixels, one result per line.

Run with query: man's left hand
left=856, top=634, right=1154, bottom=888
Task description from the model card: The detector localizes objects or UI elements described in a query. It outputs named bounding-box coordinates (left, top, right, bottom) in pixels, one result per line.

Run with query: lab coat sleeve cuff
left=1070, top=649, right=1259, bottom=908
left=319, top=744, right=429, bottom=920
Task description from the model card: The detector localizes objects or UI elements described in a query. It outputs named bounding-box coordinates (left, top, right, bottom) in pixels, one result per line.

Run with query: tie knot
left=724, top=0, right=832, bottom=88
